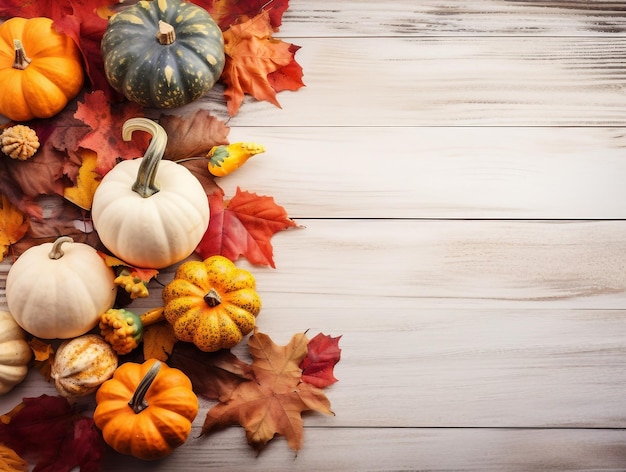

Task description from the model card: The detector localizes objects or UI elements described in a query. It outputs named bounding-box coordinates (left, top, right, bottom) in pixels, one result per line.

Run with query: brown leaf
left=168, top=342, right=255, bottom=402
left=160, top=109, right=230, bottom=161
left=202, top=330, right=334, bottom=452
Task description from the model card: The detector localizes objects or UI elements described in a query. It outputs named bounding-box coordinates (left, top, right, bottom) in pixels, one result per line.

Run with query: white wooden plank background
left=2, top=0, right=626, bottom=470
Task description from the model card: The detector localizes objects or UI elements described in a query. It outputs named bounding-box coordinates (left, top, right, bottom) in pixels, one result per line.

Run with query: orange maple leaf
left=197, top=187, right=298, bottom=268
left=0, top=193, right=29, bottom=261
left=221, top=11, right=295, bottom=115
left=202, top=330, right=334, bottom=452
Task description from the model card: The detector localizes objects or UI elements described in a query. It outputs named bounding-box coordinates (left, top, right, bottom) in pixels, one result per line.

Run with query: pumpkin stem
left=48, top=236, right=74, bottom=260
left=122, top=118, right=168, bottom=198
left=128, top=360, right=161, bottom=414
left=157, top=21, right=176, bottom=45
left=204, top=288, right=222, bottom=307
left=12, top=40, right=31, bottom=70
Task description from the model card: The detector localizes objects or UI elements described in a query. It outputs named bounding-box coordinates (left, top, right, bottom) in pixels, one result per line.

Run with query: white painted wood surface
left=2, top=0, right=626, bottom=470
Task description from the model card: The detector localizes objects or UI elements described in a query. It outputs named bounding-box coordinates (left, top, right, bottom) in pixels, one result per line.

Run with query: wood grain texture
left=192, top=37, right=626, bottom=126
left=2, top=0, right=626, bottom=470
left=280, top=0, right=626, bottom=37
left=222, top=126, right=626, bottom=219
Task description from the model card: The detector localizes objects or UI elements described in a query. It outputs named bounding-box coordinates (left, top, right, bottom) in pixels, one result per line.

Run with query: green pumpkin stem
left=157, top=21, right=176, bottom=45
left=122, top=118, right=168, bottom=198
left=12, top=39, right=31, bottom=70
left=48, top=236, right=74, bottom=260
left=204, top=288, right=222, bottom=307
left=129, top=360, right=161, bottom=414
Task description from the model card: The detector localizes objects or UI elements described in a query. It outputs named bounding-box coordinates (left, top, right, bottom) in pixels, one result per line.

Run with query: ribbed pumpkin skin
left=101, top=0, right=225, bottom=108
left=0, top=17, right=84, bottom=121
left=94, top=359, right=198, bottom=460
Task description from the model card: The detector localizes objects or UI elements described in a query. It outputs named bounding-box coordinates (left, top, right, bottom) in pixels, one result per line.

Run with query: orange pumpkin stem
left=204, top=288, right=222, bottom=307
left=156, top=21, right=176, bottom=45
left=12, top=39, right=31, bottom=70
left=129, top=360, right=161, bottom=414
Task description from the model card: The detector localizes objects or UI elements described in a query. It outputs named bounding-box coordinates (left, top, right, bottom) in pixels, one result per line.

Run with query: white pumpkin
left=0, top=311, right=32, bottom=395
left=51, top=334, right=118, bottom=397
left=6, top=236, right=117, bottom=339
left=91, top=118, right=210, bottom=269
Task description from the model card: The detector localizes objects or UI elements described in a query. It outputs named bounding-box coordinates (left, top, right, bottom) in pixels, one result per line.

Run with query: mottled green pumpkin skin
left=101, top=0, right=225, bottom=108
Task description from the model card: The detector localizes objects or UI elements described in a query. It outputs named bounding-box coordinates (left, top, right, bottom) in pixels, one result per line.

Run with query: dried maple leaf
left=142, top=322, right=178, bottom=362
left=300, top=333, right=342, bottom=388
left=63, top=148, right=100, bottom=210
left=160, top=110, right=230, bottom=161
left=221, top=11, right=296, bottom=115
left=74, top=90, right=150, bottom=176
left=0, top=444, right=27, bottom=472
left=268, top=44, right=305, bottom=92
left=0, top=395, right=105, bottom=472
left=195, top=0, right=290, bottom=31
left=197, top=187, right=298, bottom=268
left=0, top=193, right=29, bottom=261
left=202, top=330, right=334, bottom=452
left=168, top=342, right=256, bottom=402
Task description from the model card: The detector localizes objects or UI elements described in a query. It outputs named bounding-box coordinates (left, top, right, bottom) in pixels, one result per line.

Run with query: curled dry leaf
left=160, top=109, right=230, bottom=161
left=0, top=193, right=29, bottom=261
left=0, top=444, right=27, bottom=472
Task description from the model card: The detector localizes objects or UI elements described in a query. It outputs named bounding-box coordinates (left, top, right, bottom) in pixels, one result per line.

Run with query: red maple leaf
left=197, top=187, right=298, bottom=268
left=193, top=0, right=290, bottom=31
left=0, top=394, right=105, bottom=472
left=300, top=333, right=342, bottom=388
left=268, top=44, right=305, bottom=92
left=74, top=90, right=150, bottom=176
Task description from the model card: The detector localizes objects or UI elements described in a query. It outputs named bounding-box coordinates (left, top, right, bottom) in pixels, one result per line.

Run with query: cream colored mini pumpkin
left=0, top=311, right=32, bottom=395
left=6, top=236, right=117, bottom=339
left=51, top=334, right=118, bottom=397
left=91, top=118, right=209, bottom=269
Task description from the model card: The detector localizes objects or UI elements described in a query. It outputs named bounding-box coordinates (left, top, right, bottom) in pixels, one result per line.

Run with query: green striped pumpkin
left=101, top=0, right=225, bottom=108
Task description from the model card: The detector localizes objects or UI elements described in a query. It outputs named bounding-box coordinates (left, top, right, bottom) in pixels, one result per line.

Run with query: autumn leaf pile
left=0, top=1, right=343, bottom=470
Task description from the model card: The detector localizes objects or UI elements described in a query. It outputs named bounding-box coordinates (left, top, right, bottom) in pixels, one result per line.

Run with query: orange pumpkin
left=0, top=17, right=84, bottom=121
left=93, top=359, right=198, bottom=460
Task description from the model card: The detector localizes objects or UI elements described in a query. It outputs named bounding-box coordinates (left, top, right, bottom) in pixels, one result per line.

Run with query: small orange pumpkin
left=93, top=359, right=198, bottom=461
left=0, top=17, right=84, bottom=121
left=162, top=255, right=262, bottom=352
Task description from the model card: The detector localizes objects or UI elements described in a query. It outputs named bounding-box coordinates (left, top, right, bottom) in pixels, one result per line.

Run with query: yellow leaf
left=0, top=194, right=29, bottom=261
left=28, top=338, right=54, bottom=381
left=143, top=323, right=178, bottom=362
left=0, top=444, right=27, bottom=472
left=63, top=149, right=100, bottom=210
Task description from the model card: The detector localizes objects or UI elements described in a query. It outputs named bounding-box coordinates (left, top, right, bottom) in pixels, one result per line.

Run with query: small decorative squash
left=162, top=255, right=261, bottom=352
left=50, top=334, right=118, bottom=397
left=0, top=17, right=84, bottom=121
left=91, top=118, right=210, bottom=269
left=6, top=236, right=117, bottom=339
left=101, top=0, right=225, bottom=108
left=1, top=125, right=40, bottom=160
left=0, top=311, right=32, bottom=395
left=94, top=359, right=198, bottom=460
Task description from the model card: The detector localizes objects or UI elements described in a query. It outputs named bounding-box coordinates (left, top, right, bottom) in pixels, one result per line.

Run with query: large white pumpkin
left=91, top=118, right=209, bottom=269
left=6, top=236, right=116, bottom=339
